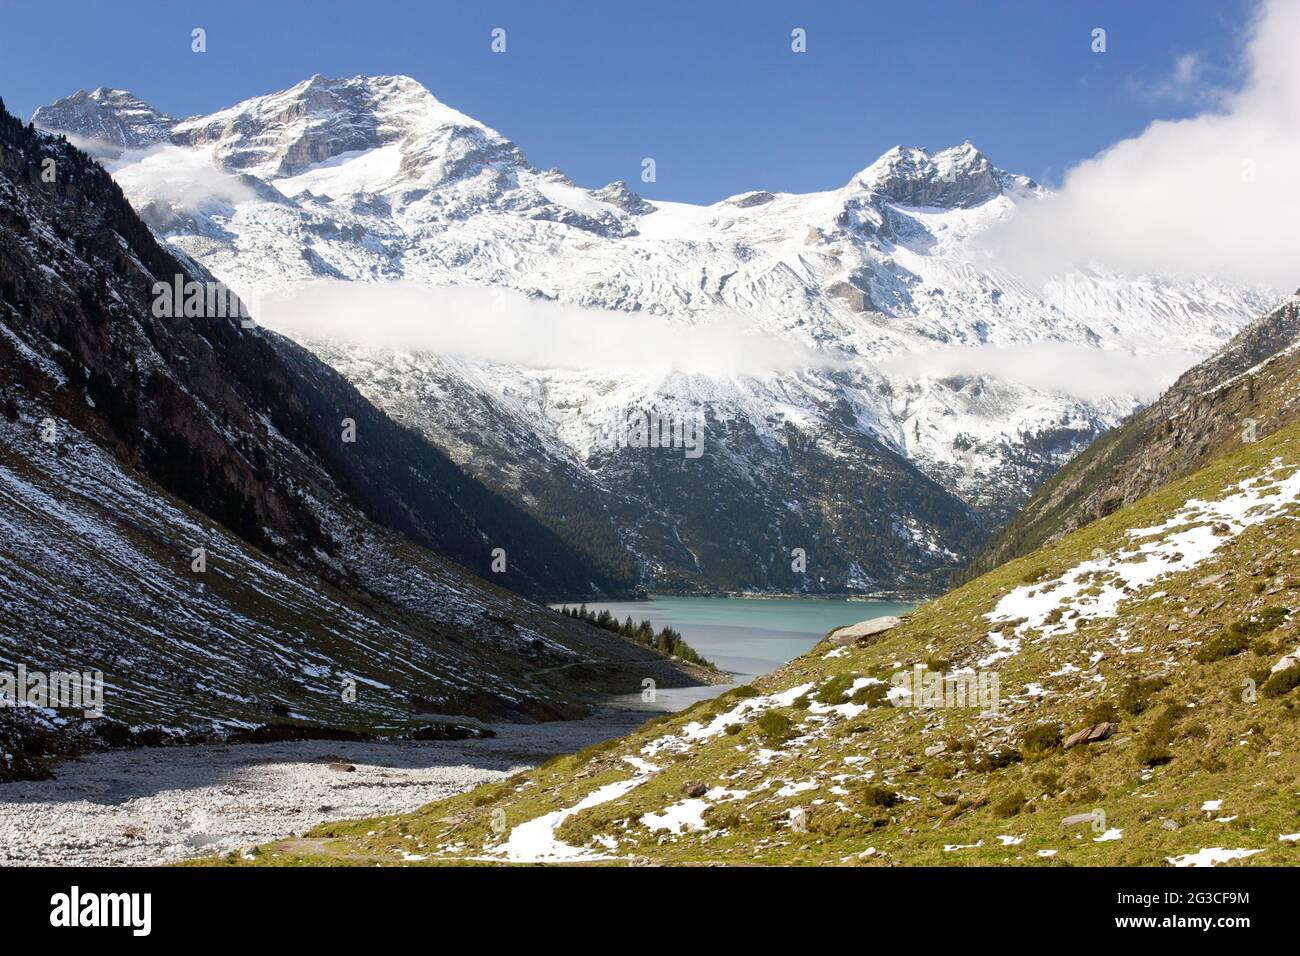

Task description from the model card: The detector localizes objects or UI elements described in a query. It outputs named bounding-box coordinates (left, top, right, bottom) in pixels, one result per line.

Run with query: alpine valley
left=31, top=75, right=1273, bottom=597
left=0, top=96, right=715, bottom=781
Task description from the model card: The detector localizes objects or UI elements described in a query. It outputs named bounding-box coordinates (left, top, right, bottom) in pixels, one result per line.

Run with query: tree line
left=559, top=606, right=715, bottom=669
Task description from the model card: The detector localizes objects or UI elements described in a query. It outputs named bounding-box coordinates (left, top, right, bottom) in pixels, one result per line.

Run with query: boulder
left=1062, top=728, right=1090, bottom=750
left=822, top=280, right=869, bottom=313
left=1063, top=722, right=1117, bottom=750
left=924, top=742, right=948, bottom=757
left=829, top=616, right=903, bottom=646
left=1087, top=722, right=1118, bottom=743
left=1271, top=647, right=1300, bottom=674
left=683, top=781, right=708, bottom=798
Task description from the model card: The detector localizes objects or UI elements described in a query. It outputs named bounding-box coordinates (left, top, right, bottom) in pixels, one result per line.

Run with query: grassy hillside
left=202, top=417, right=1300, bottom=866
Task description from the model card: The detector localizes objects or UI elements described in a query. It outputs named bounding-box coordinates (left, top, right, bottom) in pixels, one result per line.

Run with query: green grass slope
left=204, top=418, right=1300, bottom=867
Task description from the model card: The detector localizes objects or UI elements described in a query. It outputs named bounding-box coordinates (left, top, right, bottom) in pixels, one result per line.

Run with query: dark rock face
left=726, top=190, right=775, bottom=208
left=860, top=143, right=1037, bottom=210
left=823, top=279, right=871, bottom=313
left=593, top=180, right=654, bottom=216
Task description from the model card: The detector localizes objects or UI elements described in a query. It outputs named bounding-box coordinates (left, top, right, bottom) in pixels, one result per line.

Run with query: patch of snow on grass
left=642, top=683, right=813, bottom=757
left=1166, top=847, right=1265, bottom=867
left=641, top=799, right=709, bottom=835
left=980, top=462, right=1300, bottom=666
left=622, top=756, right=661, bottom=774
left=489, top=775, right=647, bottom=863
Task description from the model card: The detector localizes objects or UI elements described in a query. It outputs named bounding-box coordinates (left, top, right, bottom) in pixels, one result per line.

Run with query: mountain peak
left=32, top=87, right=174, bottom=156
left=33, top=75, right=526, bottom=183
left=853, top=141, right=1034, bottom=208
left=167, top=74, right=523, bottom=181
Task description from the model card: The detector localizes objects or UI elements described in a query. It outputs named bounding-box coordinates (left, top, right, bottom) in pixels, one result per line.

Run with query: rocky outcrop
left=592, top=180, right=654, bottom=215
left=1063, top=722, right=1118, bottom=749
left=829, top=616, right=903, bottom=646
left=857, top=142, right=1038, bottom=209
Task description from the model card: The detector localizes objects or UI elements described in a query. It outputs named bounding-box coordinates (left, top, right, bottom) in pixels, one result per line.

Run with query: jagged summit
left=36, top=77, right=1040, bottom=211
left=168, top=73, right=525, bottom=180
left=854, top=142, right=1039, bottom=208
left=32, top=86, right=174, bottom=156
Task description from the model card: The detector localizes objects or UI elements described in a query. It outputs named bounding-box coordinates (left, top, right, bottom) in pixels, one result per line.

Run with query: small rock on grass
left=1063, top=722, right=1117, bottom=750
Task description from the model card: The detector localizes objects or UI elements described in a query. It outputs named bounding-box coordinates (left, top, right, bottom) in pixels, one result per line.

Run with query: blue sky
left=0, top=0, right=1259, bottom=203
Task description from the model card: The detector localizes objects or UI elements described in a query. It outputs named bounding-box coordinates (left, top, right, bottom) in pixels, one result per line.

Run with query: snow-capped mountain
left=33, top=76, right=1271, bottom=594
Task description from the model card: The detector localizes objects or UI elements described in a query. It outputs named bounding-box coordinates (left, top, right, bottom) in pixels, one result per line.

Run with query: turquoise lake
left=566, top=596, right=915, bottom=711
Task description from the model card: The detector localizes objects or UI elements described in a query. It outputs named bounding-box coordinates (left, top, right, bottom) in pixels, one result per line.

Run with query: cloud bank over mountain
left=258, top=281, right=837, bottom=376
left=984, top=0, right=1300, bottom=291
left=878, top=340, right=1203, bottom=403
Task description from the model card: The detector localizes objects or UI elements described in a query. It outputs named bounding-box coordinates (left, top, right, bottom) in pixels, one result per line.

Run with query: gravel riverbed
left=0, top=708, right=654, bottom=866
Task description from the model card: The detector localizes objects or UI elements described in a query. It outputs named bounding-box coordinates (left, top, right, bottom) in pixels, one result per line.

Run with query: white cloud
left=1173, top=52, right=1201, bottom=86
left=111, top=144, right=257, bottom=211
left=1127, top=52, right=1228, bottom=106
left=257, top=280, right=837, bottom=376
left=984, top=0, right=1300, bottom=291
left=877, top=340, right=1202, bottom=403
